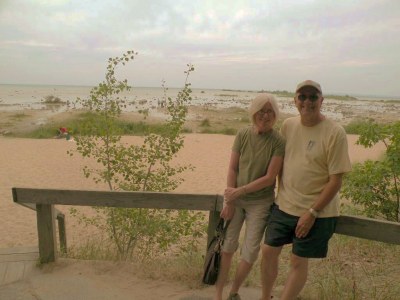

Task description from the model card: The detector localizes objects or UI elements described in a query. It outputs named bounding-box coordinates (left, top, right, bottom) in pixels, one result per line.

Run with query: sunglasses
left=257, top=109, right=274, bottom=116
left=297, top=94, right=320, bottom=102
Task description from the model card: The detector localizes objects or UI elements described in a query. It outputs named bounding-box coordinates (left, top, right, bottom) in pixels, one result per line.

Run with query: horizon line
left=1, top=82, right=399, bottom=100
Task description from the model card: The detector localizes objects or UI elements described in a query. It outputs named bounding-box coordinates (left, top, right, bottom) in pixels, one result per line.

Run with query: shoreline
left=1, top=95, right=399, bottom=137
left=1, top=84, right=400, bottom=137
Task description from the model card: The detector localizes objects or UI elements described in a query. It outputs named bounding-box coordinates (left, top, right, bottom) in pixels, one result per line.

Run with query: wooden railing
left=11, top=201, right=67, bottom=255
left=12, top=187, right=400, bottom=264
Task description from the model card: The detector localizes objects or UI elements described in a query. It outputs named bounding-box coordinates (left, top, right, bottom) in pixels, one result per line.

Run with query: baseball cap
left=296, top=80, right=322, bottom=93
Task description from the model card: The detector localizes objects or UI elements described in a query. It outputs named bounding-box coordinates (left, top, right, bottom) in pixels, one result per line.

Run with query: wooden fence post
left=36, top=204, right=57, bottom=263
left=57, top=213, right=67, bottom=254
left=207, top=210, right=220, bottom=247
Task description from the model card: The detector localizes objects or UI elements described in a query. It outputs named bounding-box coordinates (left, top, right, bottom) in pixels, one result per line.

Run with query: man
left=260, top=80, right=352, bottom=299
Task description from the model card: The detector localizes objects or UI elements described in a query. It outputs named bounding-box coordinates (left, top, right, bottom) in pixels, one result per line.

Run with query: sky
left=1, top=0, right=399, bottom=97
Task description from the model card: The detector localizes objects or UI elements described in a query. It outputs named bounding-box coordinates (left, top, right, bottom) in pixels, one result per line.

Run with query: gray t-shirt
left=232, top=126, right=285, bottom=200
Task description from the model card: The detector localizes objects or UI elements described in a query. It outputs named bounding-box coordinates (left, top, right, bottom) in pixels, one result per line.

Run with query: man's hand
left=295, top=211, right=316, bottom=238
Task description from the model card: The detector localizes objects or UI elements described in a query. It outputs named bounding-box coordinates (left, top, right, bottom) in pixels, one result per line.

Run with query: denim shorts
left=264, top=204, right=337, bottom=258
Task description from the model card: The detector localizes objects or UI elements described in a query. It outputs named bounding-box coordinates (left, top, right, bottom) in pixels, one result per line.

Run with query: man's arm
left=295, top=173, right=343, bottom=239
left=311, top=173, right=343, bottom=212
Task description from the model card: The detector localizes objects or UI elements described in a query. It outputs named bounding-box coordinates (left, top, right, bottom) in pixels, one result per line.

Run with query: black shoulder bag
left=202, top=218, right=231, bottom=285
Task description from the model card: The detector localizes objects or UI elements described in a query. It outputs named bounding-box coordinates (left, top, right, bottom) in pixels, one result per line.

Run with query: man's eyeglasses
left=297, top=94, right=320, bottom=102
left=257, top=109, right=274, bottom=116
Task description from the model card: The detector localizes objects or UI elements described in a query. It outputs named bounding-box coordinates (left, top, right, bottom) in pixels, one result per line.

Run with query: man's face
left=294, top=86, right=323, bottom=118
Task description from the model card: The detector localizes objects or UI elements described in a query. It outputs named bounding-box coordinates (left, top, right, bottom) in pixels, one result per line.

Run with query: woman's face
left=254, top=102, right=275, bottom=132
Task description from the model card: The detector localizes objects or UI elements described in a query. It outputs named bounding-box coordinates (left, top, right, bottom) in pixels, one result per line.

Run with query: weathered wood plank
left=13, top=201, right=65, bottom=218
left=2, top=261, right=24, bottom=285
left=36, top=204, right=57, bottom=263
left=0, top=252, right=39, bottom=263
left=336, top=215, right=400, bottom=245
left=13, top=188, right=218, bottom=211
left=57, top=213, right=67, bottom=254
left=11, top=198, right=69, bottom=255
left=12, top=186, right=400, bottom=268
left=0, top=262, right=7, bottom=285
left=0, top=247, right=38, bottom=264
left=0, top=247, right=39, bottom=285
left=216, top=195, right=223, bottom=211
left=0, top=247, right=38, bottom=256
left=0, top=260, right=38, bottom=286
left=22, top=260, right=38, bottom=280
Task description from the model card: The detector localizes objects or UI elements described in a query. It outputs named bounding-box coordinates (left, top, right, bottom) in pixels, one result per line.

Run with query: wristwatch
left=309, top=208, right=319, bottom=218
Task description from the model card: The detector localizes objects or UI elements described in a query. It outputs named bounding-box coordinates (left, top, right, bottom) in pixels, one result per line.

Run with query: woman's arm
left=244, top=155, right=283, bottom=193
left=220, top=151, right=240, bottom=220
left=226, top=151, right=240, bottom=188
left=224, top=155, right=283, bottom=202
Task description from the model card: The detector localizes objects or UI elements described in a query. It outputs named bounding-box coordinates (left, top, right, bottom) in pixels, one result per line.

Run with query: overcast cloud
left=1, top=0, right=399, bottom=97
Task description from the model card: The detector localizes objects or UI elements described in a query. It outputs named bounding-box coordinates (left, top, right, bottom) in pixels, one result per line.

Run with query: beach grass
left=64, top=229, right=400, bottom=299
left=9, top=110, right=371, bottom=138
left=2, top=100, right=395, bottom=139
left=199, top=127, right=237, bottom=135
left=199, top=118, right=211, bottom=127
left=11, top=111, right=193, bottom=138
left=9, top=112, right=30, bottom=120
left=42, top=95, right=65, bottom=104
left=343, top=118, right=375, bottom=135
left=63, top=203, right=400, bottom=299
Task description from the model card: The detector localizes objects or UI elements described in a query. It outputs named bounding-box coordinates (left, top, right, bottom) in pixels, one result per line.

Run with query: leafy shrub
left=42, top=95, right=64, bottom=104
left=343, top=118, right=375, bottom=134
left=69, top=51, right=205, bottom=259
left=342, top=121, right=400, bottom=222
left=200, top=118, right=210, bottom=127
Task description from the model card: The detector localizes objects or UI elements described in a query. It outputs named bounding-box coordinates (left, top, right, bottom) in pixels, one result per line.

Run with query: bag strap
left=222, top=219, right=231, bottom=234
left=216, top=218, right=230, bottom=238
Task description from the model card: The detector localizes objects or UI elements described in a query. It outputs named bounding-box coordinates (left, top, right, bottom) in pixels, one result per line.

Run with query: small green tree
left=70, top=51, right=204, bottom=259
left=342, top=121, right=400, bottom=222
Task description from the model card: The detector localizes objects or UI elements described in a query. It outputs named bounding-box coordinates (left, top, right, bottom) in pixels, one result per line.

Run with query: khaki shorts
left=222, top=196, right=274, bottom=264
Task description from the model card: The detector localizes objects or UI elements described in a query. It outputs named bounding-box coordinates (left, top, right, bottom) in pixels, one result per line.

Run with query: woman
left=215, top=93, right=285, bottom=300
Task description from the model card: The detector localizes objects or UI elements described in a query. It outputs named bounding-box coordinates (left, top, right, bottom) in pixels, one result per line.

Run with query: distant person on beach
left=216, top=93, right=285, bottom=300
left=56, top=127, right=68, bottom=138
left=56, top=127, right=73, bottom=141
left=260, top=80, right=352, bottom=300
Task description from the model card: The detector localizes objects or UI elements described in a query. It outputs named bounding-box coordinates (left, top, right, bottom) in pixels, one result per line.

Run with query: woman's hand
left=224, top=187, right=237, bottom=203
left=224, top=186, right=245, bottom=203
left=220, top=202, right=235, bottom=220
